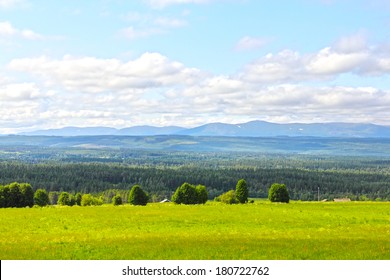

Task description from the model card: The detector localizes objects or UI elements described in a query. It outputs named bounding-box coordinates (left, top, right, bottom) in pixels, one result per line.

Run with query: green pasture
left=0, top=201, right=389, bottom=260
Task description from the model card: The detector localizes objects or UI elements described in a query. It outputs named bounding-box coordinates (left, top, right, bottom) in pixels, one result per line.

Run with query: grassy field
left=0, top=201, right=389, bottom=260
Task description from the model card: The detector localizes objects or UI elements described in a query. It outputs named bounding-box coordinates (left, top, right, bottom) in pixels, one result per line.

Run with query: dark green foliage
left=0, top=182, right=34, bottom=208
left=172, top=182, right=198, bottom=205
left=34, top=189, right=49, bottom=207
left=57, top=192, right=72, bottom=206
left=268, top=183, right=290, bottom=203
left=20, top=183, right=34, bottom=207
left=112, top=195, right=122, bottom=206
left=1, top=151, right=390, bottom=201
left=235, top=179, right=248, bottom=203
left=0, top=185, right=5, bottom=208
left=195, top=184, right=208, bottom=204
left=128, top=185, right=148, bottom=206
left=8, top=182, right=23, bottom=207
left=1, top=185, right=10, bottom=207
left=74, top=193, right=82, bottom=206
left=215, top=190, right=238, bottom=204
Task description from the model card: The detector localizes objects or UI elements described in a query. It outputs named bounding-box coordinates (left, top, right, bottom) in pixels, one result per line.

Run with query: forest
left=0, top=145, right=389, bottom=202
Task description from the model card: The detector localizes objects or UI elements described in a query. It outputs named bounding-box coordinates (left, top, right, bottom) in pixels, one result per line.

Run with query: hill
left=16, top=121, right=390, bottom=138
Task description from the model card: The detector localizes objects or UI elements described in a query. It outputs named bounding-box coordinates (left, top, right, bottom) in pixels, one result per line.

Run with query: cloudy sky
left=1, top=0, right=390, bottom=133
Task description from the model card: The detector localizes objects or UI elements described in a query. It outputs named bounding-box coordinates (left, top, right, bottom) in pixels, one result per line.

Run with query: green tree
left=235, top=179, right=248, bottom=204
left=2, top=185, right=10, bottom=208
left=81, top=194, right=93, bottom=206
left=0, top=185, right=5, bottom=208
left=20, top=183, right=34, bottom=207
left=268, top=183, right=290, bottom=203
left=74, top=193, right=82, bottom=206
left=34, top=189, right=49, bottom=207
left=172, top=182, right=198, bottom=205
left=112, top=194, right=122, bottom=206
left=48, top=191, right=60, bottom=205
left=195, top=184, right=208, bottom=204
left=128, top=185, right=148, bottom=206
left=58, top=192, right=72, bottom=206
left=215, top=190, right=238, bottom=204
left=8, top=182, right=23, bottom=207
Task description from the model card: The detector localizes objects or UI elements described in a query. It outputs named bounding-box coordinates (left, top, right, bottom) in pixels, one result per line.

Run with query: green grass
left=0, top=201, right=389, bottom=260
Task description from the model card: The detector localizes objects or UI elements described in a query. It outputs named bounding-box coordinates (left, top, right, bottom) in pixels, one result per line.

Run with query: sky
left=1, top=0, right=390, bottom=133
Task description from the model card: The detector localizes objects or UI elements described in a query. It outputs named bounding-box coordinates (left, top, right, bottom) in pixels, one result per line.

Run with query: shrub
left=48, top=191, right=60, bottom=205
left=74, top=193, right=82, bottom=206
left=172, top=182, right=198, bottom=205
left=268, top=183, right=290, bottom=203
left=34, top=189, right=49, bottom=207
left=57, top=192, right=72, bottom=206
left=195, top=184, right=208, bottom=204
left=216, top=190, right=238, bottom=204
left=235, top=179, right=248, bottom=204
left=112, top=194, right=122, bottom=206
left=128, top=185, right=148, bottom=206
left=81, top=194, right=103, bottom=206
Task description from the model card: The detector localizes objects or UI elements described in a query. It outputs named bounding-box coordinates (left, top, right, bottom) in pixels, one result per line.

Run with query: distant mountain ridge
left=16, top=120, right=390, bottom=138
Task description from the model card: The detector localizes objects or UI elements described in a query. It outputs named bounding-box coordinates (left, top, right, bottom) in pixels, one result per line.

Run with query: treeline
left=0, top=182, right=151, bottom=208
left=0, top=161, right=389, bottom=201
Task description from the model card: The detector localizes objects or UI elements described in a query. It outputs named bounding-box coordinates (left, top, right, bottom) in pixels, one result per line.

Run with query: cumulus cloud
left=9, top=52, right=206, bottom=93
left=240, top=37, right=390, bottom=84
left=3, top=39, right=390, bottom=133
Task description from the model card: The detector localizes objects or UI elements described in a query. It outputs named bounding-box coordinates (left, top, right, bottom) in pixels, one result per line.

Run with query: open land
left=0, top=201, right=389, bottom=260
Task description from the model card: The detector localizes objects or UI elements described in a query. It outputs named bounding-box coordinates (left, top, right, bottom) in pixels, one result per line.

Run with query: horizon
left=1, top=0, right=390, bottom=134
left=8, top=119, right=390, bottom=135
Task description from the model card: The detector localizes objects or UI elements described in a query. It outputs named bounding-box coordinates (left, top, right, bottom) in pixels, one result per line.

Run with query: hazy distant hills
left=16, top=120, right=390, bottom=138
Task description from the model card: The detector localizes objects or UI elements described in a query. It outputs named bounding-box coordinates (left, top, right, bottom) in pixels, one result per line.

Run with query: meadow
left=0, top=201, right=389, bottom=260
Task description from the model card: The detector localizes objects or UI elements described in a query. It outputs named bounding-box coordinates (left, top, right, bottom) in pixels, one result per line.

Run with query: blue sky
left=1, top=0, right=390, bottom=133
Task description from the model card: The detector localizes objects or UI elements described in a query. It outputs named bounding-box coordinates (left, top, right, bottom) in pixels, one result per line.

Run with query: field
left=0, top=201, right=389, bottom=260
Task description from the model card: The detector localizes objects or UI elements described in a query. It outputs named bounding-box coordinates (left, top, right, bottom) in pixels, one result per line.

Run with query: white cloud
left=119, top=26, right=162, bottom=40
left=0, top=21, right=45, bottom=40
left=3, top=37, right=390, bottom=133
left=0, top=0, right=23, bottom=8
left=146, top=0, right=211, bottom=8
left=0, top=83, right=50, bottom=100
left=0, top=21, right=17, bottom=35
left=240, top=38, right=390, bottom=84
left=9, top=52, right=206, bottom=93
left=333, top=32, right=368, bottom=53
left=306, top=47, right=369, bottom=75
left=154, top=17, right=187, bottom=28
left=235, top=36, right=269, bottom=51
left=119, top=13, right=187, bottom=40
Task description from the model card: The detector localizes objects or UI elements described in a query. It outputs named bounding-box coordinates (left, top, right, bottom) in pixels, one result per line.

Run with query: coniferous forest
left=0, top=138, right=389, bottom=202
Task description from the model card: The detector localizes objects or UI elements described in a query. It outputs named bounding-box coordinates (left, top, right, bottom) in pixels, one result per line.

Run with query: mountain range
left=15, top=121, right=390, bottom=138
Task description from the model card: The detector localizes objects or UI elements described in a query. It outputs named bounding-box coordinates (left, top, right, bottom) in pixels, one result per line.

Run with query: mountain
left=179, top=121, right=390, bottom=138
left=117, top=125, right=184, bottom=136
left=16, top=121, right=390, bottom=138
left=20, top=126, right=118, bottom=136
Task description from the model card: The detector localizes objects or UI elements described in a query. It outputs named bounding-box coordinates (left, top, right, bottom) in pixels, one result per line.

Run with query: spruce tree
left=235, top=179, right=248, bottom=204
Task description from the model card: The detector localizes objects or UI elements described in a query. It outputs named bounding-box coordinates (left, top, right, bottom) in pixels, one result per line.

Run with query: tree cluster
left=215, top=179, right=249, bottom=204
left=0, top=182, right=34, bottom=208
left=171, top=183, right=208, bottom=204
